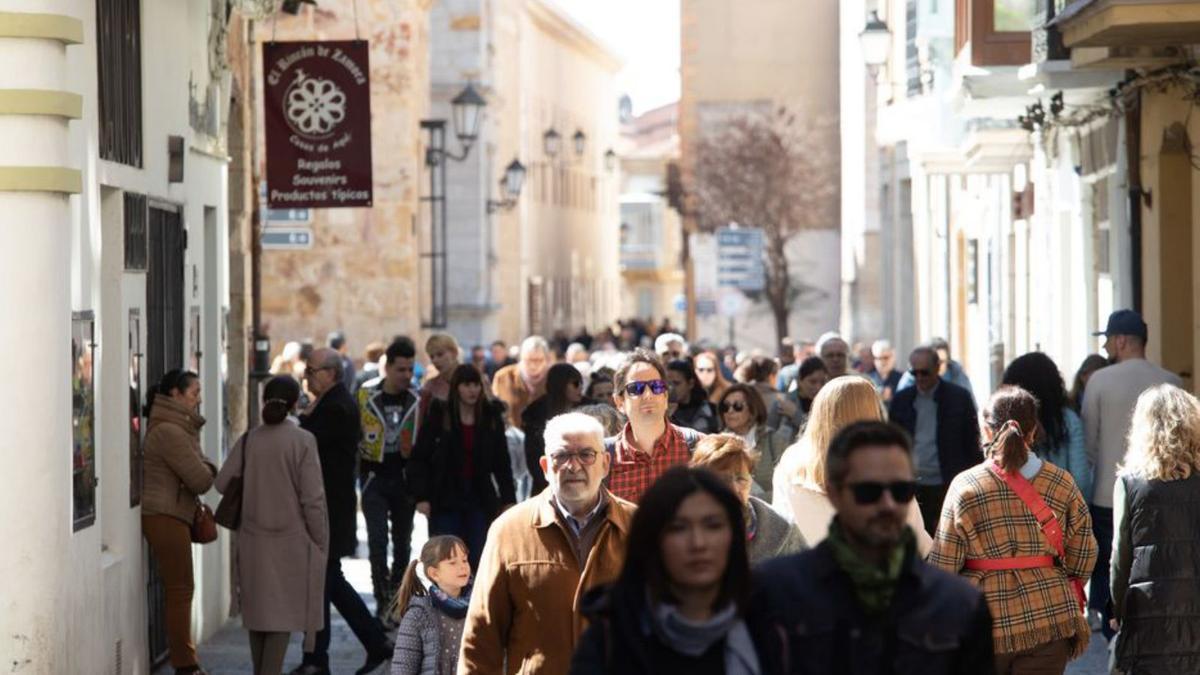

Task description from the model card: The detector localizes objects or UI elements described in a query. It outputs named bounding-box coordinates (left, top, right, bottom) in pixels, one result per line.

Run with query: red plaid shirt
left=606, top=422, right=692, bottom=503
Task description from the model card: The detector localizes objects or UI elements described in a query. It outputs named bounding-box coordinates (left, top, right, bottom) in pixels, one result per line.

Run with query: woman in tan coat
left=142, top=369, right=216, bottom=675
left=216, top=376, right=329, bottom=675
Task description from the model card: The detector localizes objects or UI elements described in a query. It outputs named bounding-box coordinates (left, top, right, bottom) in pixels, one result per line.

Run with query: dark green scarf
left=826, top=519, right=912, bottom=616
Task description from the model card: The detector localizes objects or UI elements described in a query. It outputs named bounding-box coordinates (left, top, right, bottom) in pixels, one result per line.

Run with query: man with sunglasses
left=749, top=421, right=994, bottom=675
left=604, top=349, right=703, bottom=502
left=461, top=412, right=634, bottom=675
left=888, top=346, right=982, bottom=536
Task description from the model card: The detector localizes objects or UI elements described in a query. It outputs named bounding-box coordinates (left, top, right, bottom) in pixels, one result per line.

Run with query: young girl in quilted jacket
left=389, top=536, right=473, bottom=675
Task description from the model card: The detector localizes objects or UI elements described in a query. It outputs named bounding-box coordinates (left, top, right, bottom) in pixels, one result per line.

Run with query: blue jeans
left=361, top=472, right=415, bottom=603
left=1090, top=504, right=1115, bottom=640
left=429, top=506, right=490, bottom=571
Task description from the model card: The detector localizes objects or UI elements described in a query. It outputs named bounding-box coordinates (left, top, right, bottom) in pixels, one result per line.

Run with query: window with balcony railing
left=955, top=0, right=1032, bottom=66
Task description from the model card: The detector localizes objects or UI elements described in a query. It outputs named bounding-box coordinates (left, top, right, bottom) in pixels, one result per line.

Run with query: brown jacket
left=458, top=488, right=634, bottom=675
left=216, top=421, right=328, bottom=649
left=142, top=396, right=216, bottom=524
left=492, top=364, right=545, bottom=430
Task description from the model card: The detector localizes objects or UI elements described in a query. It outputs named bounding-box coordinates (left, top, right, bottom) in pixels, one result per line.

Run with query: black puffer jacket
left=408, top=398, right=516, bottom=515
left=1112, top=473, right=1200, bottom=674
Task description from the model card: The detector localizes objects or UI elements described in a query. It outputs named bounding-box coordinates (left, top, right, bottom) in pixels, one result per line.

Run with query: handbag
left=191, top=500, right=218, bottom=543
left=215, top=435, right=248, bottom=530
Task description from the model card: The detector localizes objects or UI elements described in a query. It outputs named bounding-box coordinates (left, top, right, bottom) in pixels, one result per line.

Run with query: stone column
left=0, top=9, right=83, bottom=669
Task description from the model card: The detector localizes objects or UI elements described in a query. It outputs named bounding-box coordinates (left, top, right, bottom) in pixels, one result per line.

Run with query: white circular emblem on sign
left=284, top=69, right=347, bottom=139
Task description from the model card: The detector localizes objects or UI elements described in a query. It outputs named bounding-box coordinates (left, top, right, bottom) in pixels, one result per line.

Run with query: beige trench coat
left=216, top=420, right=328, bottom=648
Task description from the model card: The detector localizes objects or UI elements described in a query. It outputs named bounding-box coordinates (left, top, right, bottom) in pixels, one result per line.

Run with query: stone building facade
left=257, top=0, right=432, bottom=357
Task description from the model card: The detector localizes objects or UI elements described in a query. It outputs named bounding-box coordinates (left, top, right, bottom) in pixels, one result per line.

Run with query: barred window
left=97, top=0, right=144, bottom=166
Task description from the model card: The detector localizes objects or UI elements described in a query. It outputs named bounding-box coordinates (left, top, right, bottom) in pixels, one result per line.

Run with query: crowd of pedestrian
left=140, top=308, right=1200, bottom=675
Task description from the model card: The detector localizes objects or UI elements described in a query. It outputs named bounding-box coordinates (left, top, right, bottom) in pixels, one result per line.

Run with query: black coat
left=571, top=585, right=728, bottom=675
left=1112, top=473, right=1200, bottom=674
left=299, top=382, right=361, bottom=559
left=409, top=398, right=516, bottom=515
left=670, top=396, right=719, bottom=434
left=749, top=541, right=995, bottom=675
left=888, top=380, right=982, bottom=486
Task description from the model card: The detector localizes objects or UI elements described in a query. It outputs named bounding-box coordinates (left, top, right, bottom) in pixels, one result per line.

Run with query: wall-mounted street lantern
left=487, top=158, right=527, bottom=213
left=859, top=11, right=891, bottom=73
left=573, top=129, right=586, bottom=158
left=421, top=83, right=488, bottom=328
left=543, top=127, right=562, bottom=159
left=604, top=148, right=618, bottom=172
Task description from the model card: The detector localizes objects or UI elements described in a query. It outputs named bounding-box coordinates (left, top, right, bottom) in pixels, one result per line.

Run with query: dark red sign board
left=263, top=40, right=373, bottom=208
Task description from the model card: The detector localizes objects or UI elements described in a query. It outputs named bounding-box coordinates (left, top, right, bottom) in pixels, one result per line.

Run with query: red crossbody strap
left=987, top=461, right=1087, bottom=612
left=986, top=461, right=1064, bottom=555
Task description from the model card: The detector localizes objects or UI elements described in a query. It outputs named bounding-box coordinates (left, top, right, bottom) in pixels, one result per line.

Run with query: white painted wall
left=0, top=1, right=233, bottom=671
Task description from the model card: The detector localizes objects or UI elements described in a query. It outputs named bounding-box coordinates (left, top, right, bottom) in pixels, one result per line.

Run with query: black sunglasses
left=623, top=379, right=668, bottom=397
left=908, top=368, right=933, bottom=377
left=847, top=481, right=918, bottom=505
left=719, top=401, right=746, bottom=413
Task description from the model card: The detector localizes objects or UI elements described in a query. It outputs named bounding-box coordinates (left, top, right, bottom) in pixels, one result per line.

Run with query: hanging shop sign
left=263, top=40, right=373, bottom=208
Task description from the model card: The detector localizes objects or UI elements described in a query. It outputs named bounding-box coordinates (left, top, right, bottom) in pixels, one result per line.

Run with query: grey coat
left=215, top=420, right=328, bottom=648
left=391, top=596, right=463, bottom=675
left=748, top=496, right=807, bottom=566
left=748, top=425, right=794, bottom=503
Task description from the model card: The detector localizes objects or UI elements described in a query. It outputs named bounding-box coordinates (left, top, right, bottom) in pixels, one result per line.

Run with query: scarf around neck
left=646, top=598, right=761, bottom=675
left=826, top=518, right=912, bottom=616
left=429, top=583, right=471, bottom=619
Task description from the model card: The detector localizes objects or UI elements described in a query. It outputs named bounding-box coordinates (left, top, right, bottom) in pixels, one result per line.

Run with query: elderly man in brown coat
left=491, top=335, right=551, bottom=429
left=216, top=375, right=328, bottom=675
left=458, top=412, right=635, bottom=675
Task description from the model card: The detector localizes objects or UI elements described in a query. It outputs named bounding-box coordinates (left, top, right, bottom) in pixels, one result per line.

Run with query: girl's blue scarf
left=430, top=583, right=471, bottom=619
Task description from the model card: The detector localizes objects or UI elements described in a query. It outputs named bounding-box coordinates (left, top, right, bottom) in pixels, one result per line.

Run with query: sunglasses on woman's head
left=623, top=379, right=668, bottom=397
left=846, top=481, right=918, bottom=505
left=719, top=401, right=746, bottom=413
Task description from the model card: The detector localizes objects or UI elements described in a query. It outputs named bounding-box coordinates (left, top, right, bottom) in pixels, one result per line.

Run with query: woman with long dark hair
left=570, top=466, right=760, bottom=675
left=930, top=386, right=1096, bottom=673
left=695, top=351, right=730, bottom=405
left=142, top=369, right=215, bottom=674
left=410, top=364, right=516, bottom=570
left=215, top=376, right=328, bottom=675
left=1002, top=352, right=1093, bottom=502
left=522, top=363, right=589, bottom=493
left=667, top=359, right=719, bottom=434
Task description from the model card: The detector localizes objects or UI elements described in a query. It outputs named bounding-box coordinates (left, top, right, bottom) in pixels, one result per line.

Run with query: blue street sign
left=716, top=227, right=765, bottom=291
left=261, top=228, right=313, bottom=249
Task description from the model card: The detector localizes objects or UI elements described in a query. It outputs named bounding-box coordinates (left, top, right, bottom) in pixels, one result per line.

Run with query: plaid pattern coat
left=928, top=460, right=1097, bottom=654
left=604, top=422, right=693, bottom=503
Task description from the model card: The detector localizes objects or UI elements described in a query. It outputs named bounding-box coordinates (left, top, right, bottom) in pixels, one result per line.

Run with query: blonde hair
left=1119, top=384, right=1200, bottom=482
left=777, top=376, right=885, bottom=489
left=691, top=433, right=759, bottom=473
left=425, top=333, right=460, bottom=357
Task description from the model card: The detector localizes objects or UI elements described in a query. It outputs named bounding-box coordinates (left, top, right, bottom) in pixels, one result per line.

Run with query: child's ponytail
left=389, top=559, right=425, bottom=622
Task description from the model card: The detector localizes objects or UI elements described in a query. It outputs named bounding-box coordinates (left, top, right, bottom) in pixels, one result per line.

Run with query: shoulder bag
left=215, top=434, right=249, bottom=530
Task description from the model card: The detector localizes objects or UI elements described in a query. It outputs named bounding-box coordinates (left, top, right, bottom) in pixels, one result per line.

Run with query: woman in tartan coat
left=929, top=386, right=1097, bottom=674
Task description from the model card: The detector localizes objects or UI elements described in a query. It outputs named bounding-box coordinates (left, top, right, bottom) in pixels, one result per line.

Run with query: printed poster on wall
left=263, top=40, right=373, bottom=208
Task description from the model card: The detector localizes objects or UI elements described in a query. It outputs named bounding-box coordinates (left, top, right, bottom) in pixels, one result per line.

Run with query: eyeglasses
left=846, top=481, right=918, bottom=505
left=549, top=449, right=599, bottom=469
left=909, top=368, right=933, bottom=377
left=623, top=379, right=668, bottom=397
left=719, top=401, right=746, bottom=413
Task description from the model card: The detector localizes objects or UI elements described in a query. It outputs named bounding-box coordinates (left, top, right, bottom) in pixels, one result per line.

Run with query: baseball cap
left=1093, top=309, right=1147, bottom=340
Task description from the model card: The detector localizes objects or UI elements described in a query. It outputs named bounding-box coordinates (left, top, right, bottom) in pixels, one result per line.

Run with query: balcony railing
left=620, top=243, right=662, bottom=271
